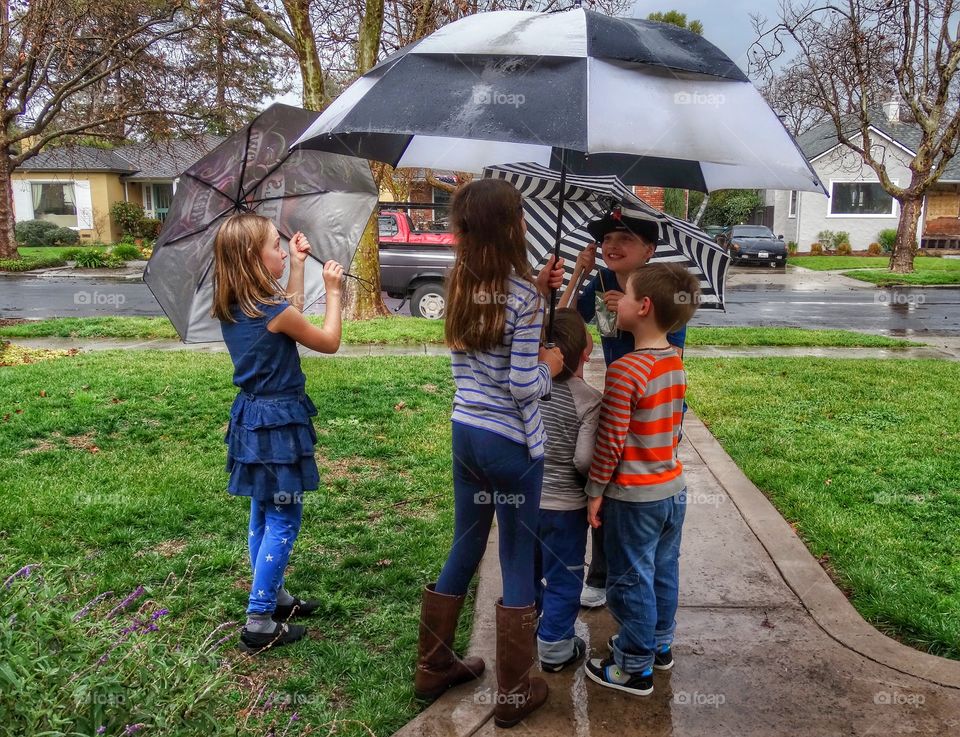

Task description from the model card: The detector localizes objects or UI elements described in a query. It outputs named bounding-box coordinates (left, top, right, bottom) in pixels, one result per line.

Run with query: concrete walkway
left=395, top=364, right=960, bottom=736
left=5, top=336, right=959, bottom=361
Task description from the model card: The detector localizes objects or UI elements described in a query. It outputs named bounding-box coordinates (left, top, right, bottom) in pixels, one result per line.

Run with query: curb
left=683, top=412, right=960, bottom=689
left=391, top=526, right=501, bottom=737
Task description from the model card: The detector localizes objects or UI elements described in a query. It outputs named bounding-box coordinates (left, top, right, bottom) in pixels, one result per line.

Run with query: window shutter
left=74, top=179, right=93, bottom=229
left=12, top=180, right=33, bottom=222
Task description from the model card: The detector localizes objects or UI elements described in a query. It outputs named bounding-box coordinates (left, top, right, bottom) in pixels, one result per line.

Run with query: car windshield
left=732, top=226, right=775, bottom=238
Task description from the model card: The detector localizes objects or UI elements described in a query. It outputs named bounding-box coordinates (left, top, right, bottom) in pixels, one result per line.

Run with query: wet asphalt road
left=1, top=268, right=958, bottom=337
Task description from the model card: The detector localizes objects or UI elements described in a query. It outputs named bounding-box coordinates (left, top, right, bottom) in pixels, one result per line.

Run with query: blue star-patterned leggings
left=247, top=497, right=304, bottom=614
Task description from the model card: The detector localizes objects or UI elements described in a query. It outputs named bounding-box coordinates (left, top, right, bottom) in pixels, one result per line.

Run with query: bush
left=816, top=229, right=851, bottom=252
left=14, top=219, right=59, bottom=247
left=111, top=201, right=145, bottom=235
left=50, top=227, right=80, bottom=246
left=868, top=242, right=882, bottom=256
left=104, top=253, right=126, bottom=268
left=877, top=228, right=897, bottom=253
left=0, top=256, right=66, bottom=271
left=61, top=248, right=85, bottom=261
left=139, top=218, right=162, bottom=239
left=111, top=243, right=142, bottom=261
left=74, top=250, right=107, bottom=268
left=837, top=241, right=852, bottom=256
left=787, top=241, right=798, bottom=255
left=810, top=242, right=824, bottom=255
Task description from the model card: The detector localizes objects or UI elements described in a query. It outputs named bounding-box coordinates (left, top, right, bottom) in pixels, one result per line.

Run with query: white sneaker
left=580, top=584, right=607, bottom=608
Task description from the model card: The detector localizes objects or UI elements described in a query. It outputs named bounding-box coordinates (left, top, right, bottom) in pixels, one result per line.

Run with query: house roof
left=16, top=133, right=225, bottom=179
left=797, top=110, right=960, bottom=181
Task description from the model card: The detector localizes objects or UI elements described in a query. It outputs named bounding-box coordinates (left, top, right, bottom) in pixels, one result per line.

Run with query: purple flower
left=290, top=712, right=300, bottom=722
left=150, top=608, right=169, bottom=621
left=97, top=728, right=106, bottom=735
left=3, top=563, right=39, bottom=589
left=73, top=591, right=114, bottom=621
left=122, top=723, right=145, bottom=736
left=107, top=586, right=145, bottom=620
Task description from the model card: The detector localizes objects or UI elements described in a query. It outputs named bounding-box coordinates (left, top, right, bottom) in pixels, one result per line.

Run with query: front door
left=151, top=183, right=174, bottom=221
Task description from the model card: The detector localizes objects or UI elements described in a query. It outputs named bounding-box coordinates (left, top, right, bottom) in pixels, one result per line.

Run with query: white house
left=768, top=101, right=960, bottom=251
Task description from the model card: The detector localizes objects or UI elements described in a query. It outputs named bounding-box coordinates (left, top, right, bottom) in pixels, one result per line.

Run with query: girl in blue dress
left=211, top=212, right=344, bottom=653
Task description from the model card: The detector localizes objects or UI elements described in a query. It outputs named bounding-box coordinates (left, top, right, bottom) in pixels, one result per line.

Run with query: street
left=1, top=267, right=959, bottom=336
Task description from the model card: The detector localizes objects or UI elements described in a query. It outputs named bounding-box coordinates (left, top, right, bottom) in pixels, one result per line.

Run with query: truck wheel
left=411, top=283, right=446, bottom=319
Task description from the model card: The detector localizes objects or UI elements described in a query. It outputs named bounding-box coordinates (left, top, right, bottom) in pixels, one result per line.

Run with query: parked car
left=703, top=225, right=727, bottom=242
left=378, top=210, right=455, bottom=319
left=716, top=225, right=787, bottom=268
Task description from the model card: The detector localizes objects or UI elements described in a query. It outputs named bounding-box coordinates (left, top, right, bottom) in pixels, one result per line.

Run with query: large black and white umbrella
left=144, top=104, right=378, bottom=343
left=293, top=8, right=824, bottom=194
left=485, top=163, right=730, bottom=309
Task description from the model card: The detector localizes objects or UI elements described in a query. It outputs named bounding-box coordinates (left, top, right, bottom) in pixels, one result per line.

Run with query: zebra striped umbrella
left=484, top=163, right=729, bottom=309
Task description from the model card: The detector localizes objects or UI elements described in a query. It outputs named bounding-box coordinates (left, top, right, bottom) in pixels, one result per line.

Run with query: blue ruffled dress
left=220, top=299, right=319, bottom=500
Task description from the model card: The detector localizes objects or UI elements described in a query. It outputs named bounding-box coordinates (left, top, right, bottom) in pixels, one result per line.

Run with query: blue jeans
left=435, top=422, right=544, bottom=607
left=534, top=507, right=588, bottom=664
left=247, top=497, right=304, bottom=614
left=604, top=492, right=686, bottom=674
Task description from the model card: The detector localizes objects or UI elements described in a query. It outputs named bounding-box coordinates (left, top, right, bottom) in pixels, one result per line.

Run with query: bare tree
left=752, top=0, right=960, bottom=273
left=758, top=65, right=829, bottom=137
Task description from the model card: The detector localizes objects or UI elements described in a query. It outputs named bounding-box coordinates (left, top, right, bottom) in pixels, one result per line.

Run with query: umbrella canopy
left=484, top=163, right=730, bottom=309
left=144, top=103, right=378, bottom=343
left=293, top=8, right=824, bottom=194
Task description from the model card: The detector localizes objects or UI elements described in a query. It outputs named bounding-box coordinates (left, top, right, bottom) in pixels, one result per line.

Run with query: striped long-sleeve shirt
left=585, top=348, right=686, bottom=502
left=450, top=275, right=552, bottom=459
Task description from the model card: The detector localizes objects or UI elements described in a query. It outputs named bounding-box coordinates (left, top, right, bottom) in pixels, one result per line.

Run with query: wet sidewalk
left=395, top=366, right=960, bottom=736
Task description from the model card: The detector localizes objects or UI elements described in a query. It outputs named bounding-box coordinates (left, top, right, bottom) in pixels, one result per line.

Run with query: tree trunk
left=889, top=196, right=921, bottom=273
left=0, top=151, right=19, bottom=261
left=342, top=209, right=390, bottom=319
left=284, top=0, right=327, bottom=110
left=692, top=193, right=710, bottom=226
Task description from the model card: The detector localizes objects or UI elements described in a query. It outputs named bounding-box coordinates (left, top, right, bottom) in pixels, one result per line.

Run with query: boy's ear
left=638, top=295, right=653, bottom=317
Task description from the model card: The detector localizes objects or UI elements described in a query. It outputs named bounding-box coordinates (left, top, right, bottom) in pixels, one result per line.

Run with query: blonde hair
left=210, top=212, right=284, bottom=322
left=444, top=179, right=533, bottom=352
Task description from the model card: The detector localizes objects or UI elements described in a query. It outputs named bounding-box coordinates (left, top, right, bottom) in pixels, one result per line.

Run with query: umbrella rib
left=157, top=205, right=237, bottom=247
left=236, top=119, right=256, bottom=204
left=238, top=151, right=292, bottom=203
left=182, top=172, right=238, bottom=204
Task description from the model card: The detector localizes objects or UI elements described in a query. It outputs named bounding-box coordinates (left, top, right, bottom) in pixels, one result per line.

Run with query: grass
left=17, top=245, right=116, bottom=260
left=791, top=254, right=960, bottom=285
left=0, top=351, right=467, bottom=736
left=686, top=357, right=960, bottom=659
left=0, top=317, right=921, bottom=348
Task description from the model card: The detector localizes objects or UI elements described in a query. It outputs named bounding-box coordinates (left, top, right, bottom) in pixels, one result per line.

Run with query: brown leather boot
left=414, top=583, right=486, bottom=701
left=494, top=598, right=548, bottom=728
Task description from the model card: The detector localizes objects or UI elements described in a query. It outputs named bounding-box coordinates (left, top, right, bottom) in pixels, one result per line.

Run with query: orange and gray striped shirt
left=585, top=348, right=686, bottom=503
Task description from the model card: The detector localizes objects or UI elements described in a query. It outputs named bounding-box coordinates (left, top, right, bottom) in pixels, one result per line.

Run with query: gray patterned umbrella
left=144, top=103, right=378, bottom=343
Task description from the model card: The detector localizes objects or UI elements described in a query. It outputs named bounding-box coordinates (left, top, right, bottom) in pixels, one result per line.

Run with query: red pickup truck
left=378, top=210, right=455, bottom=319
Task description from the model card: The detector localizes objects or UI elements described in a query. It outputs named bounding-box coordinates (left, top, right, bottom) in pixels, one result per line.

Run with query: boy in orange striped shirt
left=583, top=263, right=700, bottom=697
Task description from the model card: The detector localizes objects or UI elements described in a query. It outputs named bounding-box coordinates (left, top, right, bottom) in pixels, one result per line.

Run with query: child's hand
left=534, top=255, right=565, bottom=296
left=289, top=232, right=312, bottom=265
left=322, top=260, right=344, bottom=295
left=538, top=345, right=564, bottom=377
left=576, top=244, right=597, bottom=274
left=603, top=289, right=624, bottom=313
left=587, top=496, right=603, bottom=528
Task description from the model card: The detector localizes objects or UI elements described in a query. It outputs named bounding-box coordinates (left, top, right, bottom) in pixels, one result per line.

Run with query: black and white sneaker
left=607, top=636, right=674, bottom=671
left=584, top=656, right=653, bottom=696
left=272, top=597, right=320, bottom=622
left=540, top=636, right=586, bottom=673
left=239, top=621, right=307, bottom=653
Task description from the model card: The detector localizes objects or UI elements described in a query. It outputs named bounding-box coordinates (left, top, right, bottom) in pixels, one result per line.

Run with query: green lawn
left=791, top=254, right=960, bottom=285
left=0, top=352, right=466, bottom=736
left=0, top=317, right=919, bottom=348
left=686, top=357, right=960, bottom=659
left=17, top=245, right=117, bottom=260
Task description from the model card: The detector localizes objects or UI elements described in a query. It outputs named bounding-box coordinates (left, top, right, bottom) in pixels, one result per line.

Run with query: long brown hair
left=210, top=212, right=284, bottom=322
left=444, top=179, right=533, bottom=351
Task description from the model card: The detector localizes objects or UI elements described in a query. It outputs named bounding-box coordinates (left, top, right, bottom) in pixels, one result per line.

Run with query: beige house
left=12, top=135, right=224, bottom=243
left=769, top=102, right=960, bottom=251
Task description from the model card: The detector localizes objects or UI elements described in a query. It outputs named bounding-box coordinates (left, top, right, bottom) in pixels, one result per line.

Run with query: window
left=788, top=190, right=798, bottom=218
left=378, top=215, right=399, bottom=238
left=829, top=182, right=895, bottom=216
left=32, top=182, right=78, bottom=227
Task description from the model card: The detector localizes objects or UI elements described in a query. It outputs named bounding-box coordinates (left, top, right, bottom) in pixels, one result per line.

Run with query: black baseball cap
left=587, top=210, right=660, bottom=246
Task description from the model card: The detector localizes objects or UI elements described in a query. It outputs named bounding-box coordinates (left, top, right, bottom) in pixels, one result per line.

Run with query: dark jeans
left=585, top=525, right=607, bottom=588
left=604, top=492, right=686, bottom=674
left=435, top=422, right=544, bottom=607
left=534, top=507, right=588, bottom=663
